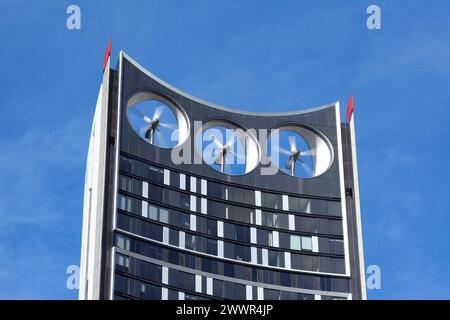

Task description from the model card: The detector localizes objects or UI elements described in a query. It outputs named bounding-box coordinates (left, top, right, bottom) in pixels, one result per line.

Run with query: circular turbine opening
left=267, top=125, right=333, bottom=178
left=126, top=92, right=190, bottom=149
left=195, top=121, right=260, bottom=176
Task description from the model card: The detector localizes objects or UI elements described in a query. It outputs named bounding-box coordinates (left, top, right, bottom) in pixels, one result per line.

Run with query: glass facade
left=112, top=154, right=349, bottom=300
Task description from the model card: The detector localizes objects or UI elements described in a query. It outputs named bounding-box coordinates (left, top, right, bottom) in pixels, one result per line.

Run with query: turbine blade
left=153, top=105, right=166, bottom=120
left=130, top=108, right=152, bottom=123
left=288, top=136, right=297, bottom=153
left=272, top=144, right=292, bottom=157
left=225, top=150, right=235, bottom=165
left=213, top=136, right=224, bottom=149
left=140, top=126, right=149, bottom=136
left=154, top=129, right=167, bottom=147
left=226, top=135, right=237, bottom=148
left=228, top=149, right=246, bottom=164
left=299, top=160, right=313, bottom=176
left=300, top=148, right=316, bottom=157
left=158, top=121, right=177, bottom=130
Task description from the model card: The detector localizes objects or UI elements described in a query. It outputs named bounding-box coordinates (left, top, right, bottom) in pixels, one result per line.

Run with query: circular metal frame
left=126, top=91, right=191, bottom=149
left=267, top=123, right=334, bottom=178
left=194, top=119, right=261, bottom=176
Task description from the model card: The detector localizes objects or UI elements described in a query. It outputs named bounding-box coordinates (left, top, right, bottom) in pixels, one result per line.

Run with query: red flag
left=102, top=38, right=111, bottom=73
left=346, top=95, right=354, bottom=123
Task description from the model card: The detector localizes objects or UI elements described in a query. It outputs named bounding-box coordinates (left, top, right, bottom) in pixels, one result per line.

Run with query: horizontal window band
left=118, top=173, right=343, bottom=221
left=114, top=271, right=221, bottom=300
left=119, top=151, right=342, bottom=203
left=117, top=209, right=345, bottom=258
left=115, top=228, right=349, bottom=278
left=115, top=245, right=350, bottom=297
left=117, top=191, right=345, bottom=240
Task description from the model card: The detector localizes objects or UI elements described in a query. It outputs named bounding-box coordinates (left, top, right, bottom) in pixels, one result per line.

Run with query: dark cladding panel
left=119, top=57, right=342, bottom=199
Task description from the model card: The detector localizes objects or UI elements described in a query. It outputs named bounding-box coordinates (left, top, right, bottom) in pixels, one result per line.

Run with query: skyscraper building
left=79, top=49, right=366, bottom=300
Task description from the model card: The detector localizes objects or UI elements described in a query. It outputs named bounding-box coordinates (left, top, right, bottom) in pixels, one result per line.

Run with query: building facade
left=79, top=50, right=366, bottom=300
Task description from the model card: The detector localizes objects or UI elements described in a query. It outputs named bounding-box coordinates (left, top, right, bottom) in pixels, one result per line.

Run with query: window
left=289, top=197, right=311, bottom=213
left=208, top=181, right=226, bottom=200
left=301, top=236, right=313, bottom=251
left=257, top=229, right=269, bottom=246
left=169, top=229, right=179, bottom=246
left=261, top=211, right=289, bottom=229
left=224, top=282, right=246, bottom=300
left=289, top=197, right=342, bottom=217
left=279, top=233, right=290, bottom=249
left=265, top=288, right=281, bottom=300
left=117, top=213, right=163, bottom=242
left=329, top=239, right=344, bottom=255
left=206, top=238, right=217, bottom=255
left=114, top=274, right=129, bottom=294
left=177, top=211, right=191, bottom=229
left=180, top=193, right=190, bottom=209
left=119, top=156, right=133, bottom=173
left=280, top=291, right=298, bottom=300
left=197, top=216, right=217, bottom=236
left=146, top=204, right=170, bottom=224
left=223, top=222, right=235, bottom=240
left=119, top=175, right=133, bottom=193
left=235, top=224, right=250, bottom=242
left=235, top=244, right=250, bottom=261
left=228, top=185, right=255, bottom=204
left=278, top=213, right=290, bottom=229
left=327, top=201, right=342, bottom=216
left=117, top=234, right=130, bottom=251
left=202, top=258, right=213, bottom=273
left=227, top=205, right=252, bottom=224
left=170, top=172, right=180, bottom=189
left=185, top=175, right=191, bottom=191
left=261, top=211, right=275, bottom=228
left=261, top=192, right=282, bottom=209
left=224, top=242, right=250, bottom=262
left=268, top=232, right=273, bottom=246
left=223, top=223, right=250, bottom=242
left=159, top=208, right=169, bottom=224
left=116, top=253, right=130, bottom=269
left=117, top=193, right=134, bottom=212
left=213, top=279, right=224, bottom=297
left=208, top=182, right=255, bottom=204
left=257, top=229, right=273, bottom=246
left=147, top=184, right=162, bottom=202
left=148, top=165, right=164, bottom=183
left=224, top=242, right=234, bottom=259
left=149, top=205, right=158, bottom=220
left=268, top=250, right=284, bottom=267
left=167, top=289, right=178, bottom=300
left=185, top=234, right=196, bottom=251
left=290, top=235, right=301, bottom=250
left=169, top=269, right=196, bottom=292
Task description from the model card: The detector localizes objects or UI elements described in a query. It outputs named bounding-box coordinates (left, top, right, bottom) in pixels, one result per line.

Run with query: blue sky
left=1, top=0, right=449, bottom=299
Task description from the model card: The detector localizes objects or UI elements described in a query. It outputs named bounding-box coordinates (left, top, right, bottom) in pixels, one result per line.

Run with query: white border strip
left=335, top=102, right=351, bottom=279
left=350, top=116, right=367, bottom=299
left=109, top=51, right=123, bottom=300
